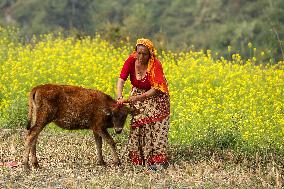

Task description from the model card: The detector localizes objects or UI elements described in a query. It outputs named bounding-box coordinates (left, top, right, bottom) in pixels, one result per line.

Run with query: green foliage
left=1, top=0, right=284, bottom=61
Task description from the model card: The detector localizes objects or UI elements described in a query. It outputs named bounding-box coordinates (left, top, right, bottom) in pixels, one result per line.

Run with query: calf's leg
left=23, top=105, right=50, bottom=170
left=23, top=123, right=46, bottom=169
left=30, top=135, right=40, bottom=168
left=93, top=131, right=105, bottom=165
left=23, top=134, right=32, bottom=170
left=98, top=130, right=121, bottom=165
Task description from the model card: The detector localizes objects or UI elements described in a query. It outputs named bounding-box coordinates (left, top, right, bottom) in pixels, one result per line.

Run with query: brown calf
left=23, top=84, right=129, bottom=169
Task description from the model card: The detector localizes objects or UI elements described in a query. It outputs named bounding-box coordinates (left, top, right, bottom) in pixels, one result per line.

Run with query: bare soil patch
left=0, top=129, right=282, bottom=188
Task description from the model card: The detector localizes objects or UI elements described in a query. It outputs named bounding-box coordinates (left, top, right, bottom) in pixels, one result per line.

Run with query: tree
left=1, top=0, right=284, bottom=61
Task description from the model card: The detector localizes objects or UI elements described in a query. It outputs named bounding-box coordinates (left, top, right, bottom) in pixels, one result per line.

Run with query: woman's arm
left=116, top=56, right=134, bottom=104
left=117, top=86, right=158, bottom=104
left=117, top=78, right=130, bottom=105
left=117, top=78, right=125, bottom=99
left=128, top=87, right=157, bottom=102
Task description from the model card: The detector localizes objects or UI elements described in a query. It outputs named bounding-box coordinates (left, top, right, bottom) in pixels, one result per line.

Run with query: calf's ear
left=103, top=108, right=112, bottom=116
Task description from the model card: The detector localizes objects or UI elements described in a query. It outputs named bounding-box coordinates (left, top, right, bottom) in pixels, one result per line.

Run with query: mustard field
left=0, top=27, right=283, bottom=153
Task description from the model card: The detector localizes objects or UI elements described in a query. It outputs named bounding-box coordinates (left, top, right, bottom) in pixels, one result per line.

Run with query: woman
left=117, top=38, right=170, bottom=170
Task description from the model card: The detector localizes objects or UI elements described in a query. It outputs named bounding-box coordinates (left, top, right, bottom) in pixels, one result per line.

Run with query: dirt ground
left=0, top=128, right=282, bottom=189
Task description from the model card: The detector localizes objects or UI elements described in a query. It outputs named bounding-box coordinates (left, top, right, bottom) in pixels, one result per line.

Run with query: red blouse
left=119, top=56, right=152, bottom=90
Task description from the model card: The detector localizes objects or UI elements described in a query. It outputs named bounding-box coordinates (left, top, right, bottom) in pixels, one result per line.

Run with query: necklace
left=136, top=69, right=147, bottom=81
left=135, top=60, right=147, bottom=80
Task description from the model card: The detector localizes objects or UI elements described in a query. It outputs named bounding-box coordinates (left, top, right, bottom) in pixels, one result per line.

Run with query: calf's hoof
left=22, top=163, right=30, bottom=171
left=32, top=162, right=40, bottom=169
left=97, top=160, right=106, bottom=166
left=114, top=160, right=121, bottom=166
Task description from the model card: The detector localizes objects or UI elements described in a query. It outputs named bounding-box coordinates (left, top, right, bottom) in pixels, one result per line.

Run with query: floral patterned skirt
left=128, top=87, right=170, bottom=165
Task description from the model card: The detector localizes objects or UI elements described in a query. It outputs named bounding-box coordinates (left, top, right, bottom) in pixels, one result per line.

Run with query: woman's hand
left=117, top=91, right=150, bottom=105
left=116, top=96, right=139, bottom=105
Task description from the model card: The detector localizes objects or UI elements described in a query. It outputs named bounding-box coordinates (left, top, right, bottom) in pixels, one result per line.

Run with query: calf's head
left=106, top=104, right=130, bottom=134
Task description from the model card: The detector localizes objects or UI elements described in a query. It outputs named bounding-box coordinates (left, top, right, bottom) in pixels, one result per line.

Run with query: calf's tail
left=27, top=89, right=37, bottom=130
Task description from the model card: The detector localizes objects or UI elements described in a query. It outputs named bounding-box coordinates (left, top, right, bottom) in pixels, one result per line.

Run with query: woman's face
left=136, top=45, right=150, bottom=65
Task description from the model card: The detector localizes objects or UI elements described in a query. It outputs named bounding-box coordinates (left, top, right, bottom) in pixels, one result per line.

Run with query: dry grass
left=0, top=128, right=283, bottom=189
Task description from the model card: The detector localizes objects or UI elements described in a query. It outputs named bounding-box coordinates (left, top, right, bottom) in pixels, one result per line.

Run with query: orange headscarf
left=133, top=38, right=169, bottom=93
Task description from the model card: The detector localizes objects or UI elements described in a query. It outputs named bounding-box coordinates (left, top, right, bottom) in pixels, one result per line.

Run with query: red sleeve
left=119, top=55, right=135, bottom=81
